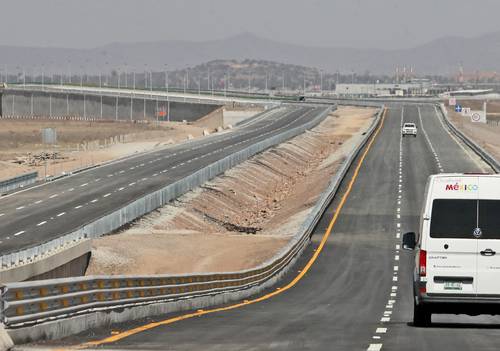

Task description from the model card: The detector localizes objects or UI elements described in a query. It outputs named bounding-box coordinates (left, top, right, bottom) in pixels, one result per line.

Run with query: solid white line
left=433, top=106, right=488, bottom=172
left=37, top=221, right=47, bottom=226
left=14, top=230, right=25, bottom=236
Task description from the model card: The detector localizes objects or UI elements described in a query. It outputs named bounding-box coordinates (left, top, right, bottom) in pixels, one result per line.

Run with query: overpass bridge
left=0, top=84, right=277, bottom=123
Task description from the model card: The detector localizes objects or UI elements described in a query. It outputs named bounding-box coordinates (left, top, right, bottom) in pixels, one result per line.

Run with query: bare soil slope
left=86, top=106, right=376, bottom=276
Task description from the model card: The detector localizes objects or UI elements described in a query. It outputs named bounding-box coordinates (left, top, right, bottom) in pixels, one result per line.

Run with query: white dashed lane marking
left=13, top=231, right=25, bottom=237
left=37, top=221, right=47, bottom=226
left=57, top=212, right=65, bottom=217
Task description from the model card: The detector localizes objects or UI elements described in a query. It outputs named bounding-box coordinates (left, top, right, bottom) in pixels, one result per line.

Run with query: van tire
left=413, top=302, right=431, bottom=327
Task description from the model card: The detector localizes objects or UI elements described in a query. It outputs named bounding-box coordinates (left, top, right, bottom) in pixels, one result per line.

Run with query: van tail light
left=419, top=250, right=427, bottom=277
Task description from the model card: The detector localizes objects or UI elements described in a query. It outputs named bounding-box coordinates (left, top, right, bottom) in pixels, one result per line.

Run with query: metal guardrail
left=0, top=106, right=331, bottom=270
left=438, top=104, right=500, bottom=173
left=0, top=105, right=384, bottom=328
left=0, top=172, right=38, bottom=194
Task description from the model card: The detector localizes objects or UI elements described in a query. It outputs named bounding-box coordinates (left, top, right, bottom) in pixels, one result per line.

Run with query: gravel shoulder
left=86, top=106, right=377, bottom=276
left=447, top=107, right=500, bottom=162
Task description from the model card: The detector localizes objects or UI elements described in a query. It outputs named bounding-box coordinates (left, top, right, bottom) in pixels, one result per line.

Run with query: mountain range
left=1, top=32, right=500, bottom=75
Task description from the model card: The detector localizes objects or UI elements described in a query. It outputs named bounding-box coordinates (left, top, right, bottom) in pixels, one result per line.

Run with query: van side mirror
left=402, top=232, right=416, bottom=250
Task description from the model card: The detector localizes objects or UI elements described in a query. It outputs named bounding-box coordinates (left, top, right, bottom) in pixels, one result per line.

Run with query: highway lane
left=0, top=105, right=327, bottom=254
left=69, top=103, right=500, bottom=351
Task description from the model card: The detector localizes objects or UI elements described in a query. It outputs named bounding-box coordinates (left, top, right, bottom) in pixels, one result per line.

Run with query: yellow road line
left=75, top=108, right=388, bottom=349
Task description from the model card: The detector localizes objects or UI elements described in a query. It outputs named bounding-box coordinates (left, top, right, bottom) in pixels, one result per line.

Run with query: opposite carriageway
left=0, top=104, right=330, bottom=269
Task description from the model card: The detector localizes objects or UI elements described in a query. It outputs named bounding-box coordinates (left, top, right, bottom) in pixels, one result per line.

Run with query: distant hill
left=1, top=32, right=500, bottom=75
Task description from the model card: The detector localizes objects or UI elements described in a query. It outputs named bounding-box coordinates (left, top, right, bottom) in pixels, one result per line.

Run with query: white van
left=403, top=173, right=500, bottom=326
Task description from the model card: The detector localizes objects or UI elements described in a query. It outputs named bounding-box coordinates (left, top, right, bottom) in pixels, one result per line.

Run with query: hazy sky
left=2, top=0, right=500, bottom=49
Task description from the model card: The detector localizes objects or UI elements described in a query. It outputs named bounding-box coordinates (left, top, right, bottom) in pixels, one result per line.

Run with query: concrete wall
left=0, top=90, right=221, bottom=122
left=0, top=240, right=91, bottom=283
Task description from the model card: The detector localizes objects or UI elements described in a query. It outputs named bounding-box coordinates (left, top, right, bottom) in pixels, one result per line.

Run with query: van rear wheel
left=413, top=302, right=431, bottom=327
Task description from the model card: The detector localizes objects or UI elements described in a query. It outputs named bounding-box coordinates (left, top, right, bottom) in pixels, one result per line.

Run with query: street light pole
left=320, top=69, right=323, bottom=95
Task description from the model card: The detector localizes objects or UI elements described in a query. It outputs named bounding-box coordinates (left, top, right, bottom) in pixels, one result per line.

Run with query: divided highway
left=74, top=104, right=500, bottom=351
left=0, top=105, right=326, bottom=255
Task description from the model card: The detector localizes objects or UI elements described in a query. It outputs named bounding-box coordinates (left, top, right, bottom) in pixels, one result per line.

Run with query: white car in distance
left=402, top=122, right=417, bottom=137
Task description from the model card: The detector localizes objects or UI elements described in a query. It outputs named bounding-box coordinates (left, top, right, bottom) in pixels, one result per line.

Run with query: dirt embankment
left=447, top=105, right=500, bottom=162
left=86, top=106, right=376, bottom=276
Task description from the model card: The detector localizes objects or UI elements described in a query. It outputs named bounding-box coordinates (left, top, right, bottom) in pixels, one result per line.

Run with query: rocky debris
left=12, top=151, right=67, bottom=166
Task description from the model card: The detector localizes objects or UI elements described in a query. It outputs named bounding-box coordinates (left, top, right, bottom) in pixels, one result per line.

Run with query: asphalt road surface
left=62, top=103, right=500, bottom=351
left=0, top=105, right=327, bottom=255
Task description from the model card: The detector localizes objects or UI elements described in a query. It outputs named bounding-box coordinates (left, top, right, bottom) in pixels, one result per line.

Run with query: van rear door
left=476, top=177, right=500, bottom=295
left=426, top=198, right=478, bottom=295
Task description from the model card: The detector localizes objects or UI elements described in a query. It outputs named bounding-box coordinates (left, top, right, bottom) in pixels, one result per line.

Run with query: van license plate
left=444, top=282, right=462, bottom=290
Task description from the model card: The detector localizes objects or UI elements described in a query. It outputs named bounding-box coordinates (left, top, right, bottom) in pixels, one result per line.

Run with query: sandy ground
left=0, top=120, right=209, bottom=181
left=223, top=107, right=264, bottom=126
left=448, top=107, right=500, bottom=162
left=86, top=106, right=376, bottom=276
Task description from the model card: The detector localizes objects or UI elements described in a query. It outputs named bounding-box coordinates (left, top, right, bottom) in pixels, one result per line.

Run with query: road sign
left=470, top=110, right=486, bottom=123
left=461, top=107, right=471, bottom=116
left=449, top=97, right=456, bottom=106
left=455, top=105, right=462, bottom=113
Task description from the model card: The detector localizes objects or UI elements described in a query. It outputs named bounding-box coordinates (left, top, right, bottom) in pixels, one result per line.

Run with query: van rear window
left=430, top=199, right=477, bottom=239
left=479, top=200, right=500, bottom=239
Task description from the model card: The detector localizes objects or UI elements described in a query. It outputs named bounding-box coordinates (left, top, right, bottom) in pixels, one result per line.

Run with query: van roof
left=430, top=173, right=497, bottom=179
